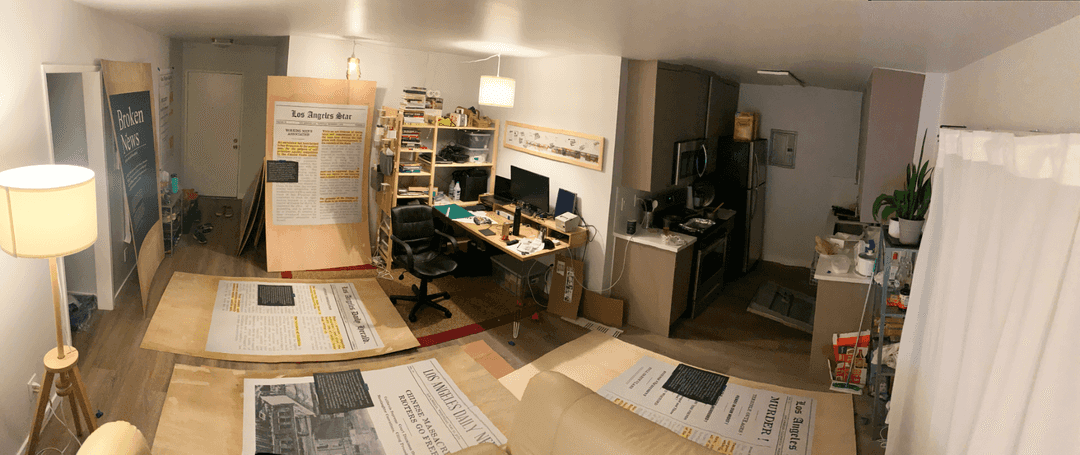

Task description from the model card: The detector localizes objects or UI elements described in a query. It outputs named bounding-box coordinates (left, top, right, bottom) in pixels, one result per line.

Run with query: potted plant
left=873, top=131, right=933, bottom=245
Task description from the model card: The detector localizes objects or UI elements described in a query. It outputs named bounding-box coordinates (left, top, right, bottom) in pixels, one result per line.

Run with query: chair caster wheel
left=443, top=311, right=452, bottom=318
left=409, top=315, right=418, bottom=322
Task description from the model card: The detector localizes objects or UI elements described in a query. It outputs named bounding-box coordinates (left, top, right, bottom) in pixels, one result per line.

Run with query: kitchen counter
left=814, top=249, right=872, bottom=284
left=811, top=247, right=873, bottom=382
left=613, top=229, right=696, bottom=253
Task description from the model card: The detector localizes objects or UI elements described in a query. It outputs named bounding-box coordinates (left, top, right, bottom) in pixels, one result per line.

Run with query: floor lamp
left=0, top=164, right=99, bottom=454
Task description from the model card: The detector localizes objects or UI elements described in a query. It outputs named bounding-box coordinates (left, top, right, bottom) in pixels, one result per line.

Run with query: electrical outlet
left=27, top=374, right=41, bottom=402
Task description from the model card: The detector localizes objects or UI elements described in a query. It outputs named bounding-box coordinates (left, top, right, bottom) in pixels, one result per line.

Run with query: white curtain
left=887, top=129, right=1080, bottom=454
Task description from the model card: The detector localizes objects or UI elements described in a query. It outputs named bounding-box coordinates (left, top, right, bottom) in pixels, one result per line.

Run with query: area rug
left=280, top=264, right=378, bottom=279
left=141, top=272, right=419, bottom=362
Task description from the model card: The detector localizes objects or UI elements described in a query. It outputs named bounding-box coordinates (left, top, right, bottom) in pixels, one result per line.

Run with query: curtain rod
left=940, top=125, right=1059, bottom=136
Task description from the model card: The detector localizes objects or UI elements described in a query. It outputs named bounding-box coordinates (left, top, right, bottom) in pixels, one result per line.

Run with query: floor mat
left=747, top=281, right=816, bottom=333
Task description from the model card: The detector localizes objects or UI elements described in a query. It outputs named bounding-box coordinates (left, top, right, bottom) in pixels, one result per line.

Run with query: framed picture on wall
left=769, top=129, right=797, bottom=168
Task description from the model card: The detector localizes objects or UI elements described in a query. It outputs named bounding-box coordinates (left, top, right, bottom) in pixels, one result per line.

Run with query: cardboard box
left=548, top=254, right=583, bottom=319
left=581, top=290, right=624, bottom=328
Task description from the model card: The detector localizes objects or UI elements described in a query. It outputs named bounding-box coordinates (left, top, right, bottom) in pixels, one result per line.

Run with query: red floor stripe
left=281, top=264, right=376, bottom=279
left=416, top=323, right=485, bottom=347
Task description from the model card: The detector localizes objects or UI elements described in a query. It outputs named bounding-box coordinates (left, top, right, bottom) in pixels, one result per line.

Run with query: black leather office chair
left=388, top=205, right=458, bottom=322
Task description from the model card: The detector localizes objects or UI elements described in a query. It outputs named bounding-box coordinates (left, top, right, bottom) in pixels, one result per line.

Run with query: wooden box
left=734, top=112, right=759, bottom=142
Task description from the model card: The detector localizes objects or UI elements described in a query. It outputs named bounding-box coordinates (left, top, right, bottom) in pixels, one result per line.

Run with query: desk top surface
left=452, top=208, right=572, bottom=260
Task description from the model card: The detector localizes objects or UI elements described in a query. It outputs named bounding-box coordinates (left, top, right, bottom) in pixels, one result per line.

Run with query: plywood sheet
left=140, top=272, right=419, bottom=362
left=153, top=344, right=517, bottom=455
left=264, top=76, right=376, bottom=272
left=499, top=331, right=857, bottom=455
left=101, top=60, right=165, bottom=311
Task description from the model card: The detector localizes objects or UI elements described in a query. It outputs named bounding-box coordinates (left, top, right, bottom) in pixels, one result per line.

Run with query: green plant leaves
left=872, top=129, right=935, bottom=221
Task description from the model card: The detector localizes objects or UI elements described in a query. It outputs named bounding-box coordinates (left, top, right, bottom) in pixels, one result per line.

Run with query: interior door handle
left=698, top=144, right=708, bottom=177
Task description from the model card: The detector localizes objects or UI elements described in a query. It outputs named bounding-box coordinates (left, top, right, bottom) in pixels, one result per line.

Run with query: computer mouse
left=543, top=239, right=555, bottom=250
left=505, top=239, right=519, bottom=246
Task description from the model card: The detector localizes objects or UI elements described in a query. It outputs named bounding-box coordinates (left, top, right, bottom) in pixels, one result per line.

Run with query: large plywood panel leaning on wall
left=101, top=60, right=165, bottom=312
left=264, top=76, right=376, bottom=272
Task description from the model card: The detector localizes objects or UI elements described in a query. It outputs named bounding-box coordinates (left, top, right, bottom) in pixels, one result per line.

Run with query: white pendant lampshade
left=0, top=164, right=97, bottom=258
left=479, top=75, right=516, bottom=108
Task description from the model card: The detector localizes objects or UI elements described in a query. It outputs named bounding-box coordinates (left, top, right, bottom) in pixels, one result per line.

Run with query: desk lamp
left=0, top=164, right=99, bottom=453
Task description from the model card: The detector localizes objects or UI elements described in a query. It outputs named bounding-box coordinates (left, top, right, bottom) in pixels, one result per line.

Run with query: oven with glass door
left=689, top=226, right=729, bottom=318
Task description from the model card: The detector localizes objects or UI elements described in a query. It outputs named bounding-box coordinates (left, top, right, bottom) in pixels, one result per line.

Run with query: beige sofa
left=76, top=371, right=710, bottom=455
left=453, top=370, right=712, bottom=455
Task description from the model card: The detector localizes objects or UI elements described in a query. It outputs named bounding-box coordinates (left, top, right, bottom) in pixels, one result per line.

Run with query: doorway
left=184, top=70, right=243, bottom=197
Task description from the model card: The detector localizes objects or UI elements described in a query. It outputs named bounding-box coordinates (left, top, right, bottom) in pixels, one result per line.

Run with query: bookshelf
left=373, top=104, right=501, bottom=267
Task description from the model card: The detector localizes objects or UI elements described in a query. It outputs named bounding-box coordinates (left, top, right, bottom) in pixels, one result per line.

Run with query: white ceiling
left=75, top=0, right=1080, bottom=91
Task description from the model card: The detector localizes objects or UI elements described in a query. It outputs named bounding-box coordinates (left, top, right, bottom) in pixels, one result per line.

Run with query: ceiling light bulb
left=346, top=40, right=361, bottom=80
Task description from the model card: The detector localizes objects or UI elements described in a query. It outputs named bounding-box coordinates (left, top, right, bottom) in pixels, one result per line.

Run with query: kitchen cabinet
left=857, top=68, right=925, bottom=223
left=622, top=61, right=737, bottom=192
left=611, top=231, right=696, bottom=337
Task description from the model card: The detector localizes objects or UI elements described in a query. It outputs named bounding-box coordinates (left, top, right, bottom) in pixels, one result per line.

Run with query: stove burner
left=678, top=217, right=715, bottom=234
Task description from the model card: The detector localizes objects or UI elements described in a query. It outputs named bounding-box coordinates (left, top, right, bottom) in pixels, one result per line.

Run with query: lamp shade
left=0, top=164, right=97, bottom=258
left=478, top=75, right=515, bottom=108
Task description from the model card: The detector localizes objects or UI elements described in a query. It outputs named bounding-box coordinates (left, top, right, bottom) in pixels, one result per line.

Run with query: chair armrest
left=389, top=234, right=415, bottom=271
left=434, top=229, right=458, bottom=252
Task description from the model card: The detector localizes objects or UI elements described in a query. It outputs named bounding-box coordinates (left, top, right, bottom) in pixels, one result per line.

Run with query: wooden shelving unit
left=374, top=107, right=501, bottom=267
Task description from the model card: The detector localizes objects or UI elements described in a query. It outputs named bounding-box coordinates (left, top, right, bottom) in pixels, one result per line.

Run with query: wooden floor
left=35, top=197, right=885, bottom=454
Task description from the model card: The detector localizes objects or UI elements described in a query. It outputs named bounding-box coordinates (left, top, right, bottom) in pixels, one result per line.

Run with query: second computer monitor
left=510, top=165, right=549, bottom=214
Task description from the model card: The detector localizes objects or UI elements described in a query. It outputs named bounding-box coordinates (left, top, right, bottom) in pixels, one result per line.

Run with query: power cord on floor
left=564, top=214, right=633, bottom=294
left=524, top=260, right=552, bottom=308
left=36, top=396, right=82, bottom=455
left=877, top=425, right=888, bottom=448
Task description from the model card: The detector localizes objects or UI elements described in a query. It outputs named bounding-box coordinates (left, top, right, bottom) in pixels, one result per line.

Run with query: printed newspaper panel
left=242, top=359, right=507, bottom=455
left=598, top=357, right=816, bottom=455
left=206, top=280, right=384, bottom=355
left=272, top=101, right=367, bottom=226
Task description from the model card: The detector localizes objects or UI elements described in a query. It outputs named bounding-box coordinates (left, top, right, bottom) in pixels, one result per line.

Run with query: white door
left=184, top=71, right=242, bottom=197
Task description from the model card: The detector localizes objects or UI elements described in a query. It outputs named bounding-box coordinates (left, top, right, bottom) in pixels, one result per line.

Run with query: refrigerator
left=716, top=138, right=767, bottom=275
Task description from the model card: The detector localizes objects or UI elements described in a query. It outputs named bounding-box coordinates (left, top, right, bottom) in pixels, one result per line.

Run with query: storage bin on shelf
left=462, top=146, right=489, bottom=163
left=458, top=130, right=493, bottom=149
left=490, top=254, right=546, bottom=298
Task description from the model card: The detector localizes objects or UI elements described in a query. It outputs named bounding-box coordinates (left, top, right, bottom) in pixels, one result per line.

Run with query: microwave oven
left=672, top=138, right=709, bottom=186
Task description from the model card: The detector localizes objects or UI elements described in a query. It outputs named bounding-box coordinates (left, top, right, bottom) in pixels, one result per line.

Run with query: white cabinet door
left=184, top=71, right=242, bottom=197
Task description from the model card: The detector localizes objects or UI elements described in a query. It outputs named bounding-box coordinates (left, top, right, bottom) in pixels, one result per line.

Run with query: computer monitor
left=494, top=175, right=513, bottom=202
left=510, top=166, right=550, bottom=214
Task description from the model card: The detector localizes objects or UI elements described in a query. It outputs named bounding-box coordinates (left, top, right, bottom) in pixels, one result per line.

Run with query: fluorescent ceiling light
left=757, top=69, right=806, bottom=87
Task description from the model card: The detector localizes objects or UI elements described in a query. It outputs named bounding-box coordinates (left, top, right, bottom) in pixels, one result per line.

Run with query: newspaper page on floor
left=271, top=101, right=367, bottom=226
left=598, top=356, right=816, bottom=455
left=242, top=358, right=506, bottom=455
left=206, top=280, right=383, bottom=355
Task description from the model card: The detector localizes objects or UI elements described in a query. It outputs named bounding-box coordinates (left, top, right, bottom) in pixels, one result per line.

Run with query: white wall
left=181, top=42, right=282, bottom=195
left=915, top=73, right=946, bottom=165
left=493, top=55, right=625, bottom=289
left=0, top=1, right=168, bottom=453
left=941, top=15, right=1080, bottom=134
left=737, top=84, right=863, bottom=267
left=287, top=35, right=488, bottom=115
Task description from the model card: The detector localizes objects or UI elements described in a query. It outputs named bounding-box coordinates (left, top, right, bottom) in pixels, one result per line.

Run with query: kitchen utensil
left=855, top=253, right=876, bottom=276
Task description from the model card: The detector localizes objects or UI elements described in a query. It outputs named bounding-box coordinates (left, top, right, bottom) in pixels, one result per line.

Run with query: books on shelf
left=399, top=161, right=423, bottom=173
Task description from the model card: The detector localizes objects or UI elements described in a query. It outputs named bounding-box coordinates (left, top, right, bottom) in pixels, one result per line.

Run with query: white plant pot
left=898, top=218, right=924, bottom=245
left=888, top=219, right=901, bottom=239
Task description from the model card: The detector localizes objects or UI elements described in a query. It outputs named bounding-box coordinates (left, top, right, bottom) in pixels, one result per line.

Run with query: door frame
left=38, top=64, right=112, bottom=342
left=183, top=69, right=244, bottom=197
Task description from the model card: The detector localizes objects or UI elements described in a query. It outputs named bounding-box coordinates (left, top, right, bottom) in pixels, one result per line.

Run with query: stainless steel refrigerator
left=717, top=138, right=767, bottom=275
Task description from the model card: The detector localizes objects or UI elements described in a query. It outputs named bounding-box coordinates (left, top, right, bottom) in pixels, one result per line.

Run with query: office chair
left=388, top=205, right=459, bottom=322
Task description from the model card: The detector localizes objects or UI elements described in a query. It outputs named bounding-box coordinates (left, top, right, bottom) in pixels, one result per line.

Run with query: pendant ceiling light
left=346, top=40, right=361, bottom=80
left=474, top=54, right=515, bottom=108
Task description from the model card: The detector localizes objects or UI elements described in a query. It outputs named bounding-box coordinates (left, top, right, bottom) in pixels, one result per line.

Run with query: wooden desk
left=444, top=202, right=587, bottom=261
